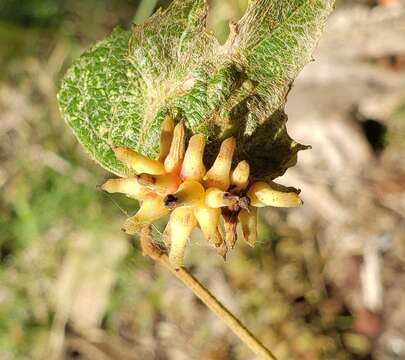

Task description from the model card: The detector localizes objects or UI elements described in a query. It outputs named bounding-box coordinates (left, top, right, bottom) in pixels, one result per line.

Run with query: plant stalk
left=133, top=0, right=159, bottom=24
left=139, top=227, right=277, bottom=360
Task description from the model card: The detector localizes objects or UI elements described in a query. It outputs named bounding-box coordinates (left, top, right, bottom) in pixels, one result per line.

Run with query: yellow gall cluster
left=102, top=118, right=302, bottom=269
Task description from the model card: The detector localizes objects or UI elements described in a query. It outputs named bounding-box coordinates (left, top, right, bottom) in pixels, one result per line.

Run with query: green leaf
left=126, top=0, right=219, bottom=157
left=224, top=0, right=336, bottom=177
left=58, top=0, right=218, bottom=176
left=58, top=0, right=335, bottom=178
left=228, top=0, right=335, bottom=121
left=58, top=29, right=142, bottom=176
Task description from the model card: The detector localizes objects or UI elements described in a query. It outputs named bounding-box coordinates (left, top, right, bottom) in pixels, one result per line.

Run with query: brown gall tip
left=164, top=194, right=178, bottom=209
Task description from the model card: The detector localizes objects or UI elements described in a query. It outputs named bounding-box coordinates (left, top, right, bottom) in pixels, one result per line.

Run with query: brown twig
left=139, top=226, right=278, bottom=360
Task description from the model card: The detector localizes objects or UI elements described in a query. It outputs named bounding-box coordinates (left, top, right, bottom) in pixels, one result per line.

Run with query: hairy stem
left=139, top=227, right=278, bottom=360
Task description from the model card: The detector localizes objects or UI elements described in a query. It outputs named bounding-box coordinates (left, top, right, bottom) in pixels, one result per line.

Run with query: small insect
left=101, top=117, right=302, bottom=269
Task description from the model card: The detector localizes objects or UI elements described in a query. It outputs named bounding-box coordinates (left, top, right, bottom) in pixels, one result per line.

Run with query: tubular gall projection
left=101, top=118, right=302, bottom=269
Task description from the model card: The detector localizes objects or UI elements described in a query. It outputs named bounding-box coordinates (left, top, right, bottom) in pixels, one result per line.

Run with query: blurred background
left=0, top=0, right=404, bottom=359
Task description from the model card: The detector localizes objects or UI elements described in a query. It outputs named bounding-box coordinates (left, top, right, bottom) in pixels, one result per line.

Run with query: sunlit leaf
left=58, top=0, right=335, bottom=177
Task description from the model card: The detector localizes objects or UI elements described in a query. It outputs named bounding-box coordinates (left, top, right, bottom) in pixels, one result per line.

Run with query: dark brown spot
left=164, top=194, right=178, bottom=208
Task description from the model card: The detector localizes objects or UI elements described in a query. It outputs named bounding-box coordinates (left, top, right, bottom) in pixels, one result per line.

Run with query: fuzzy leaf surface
left=58, top=0, right=335, bottom=177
